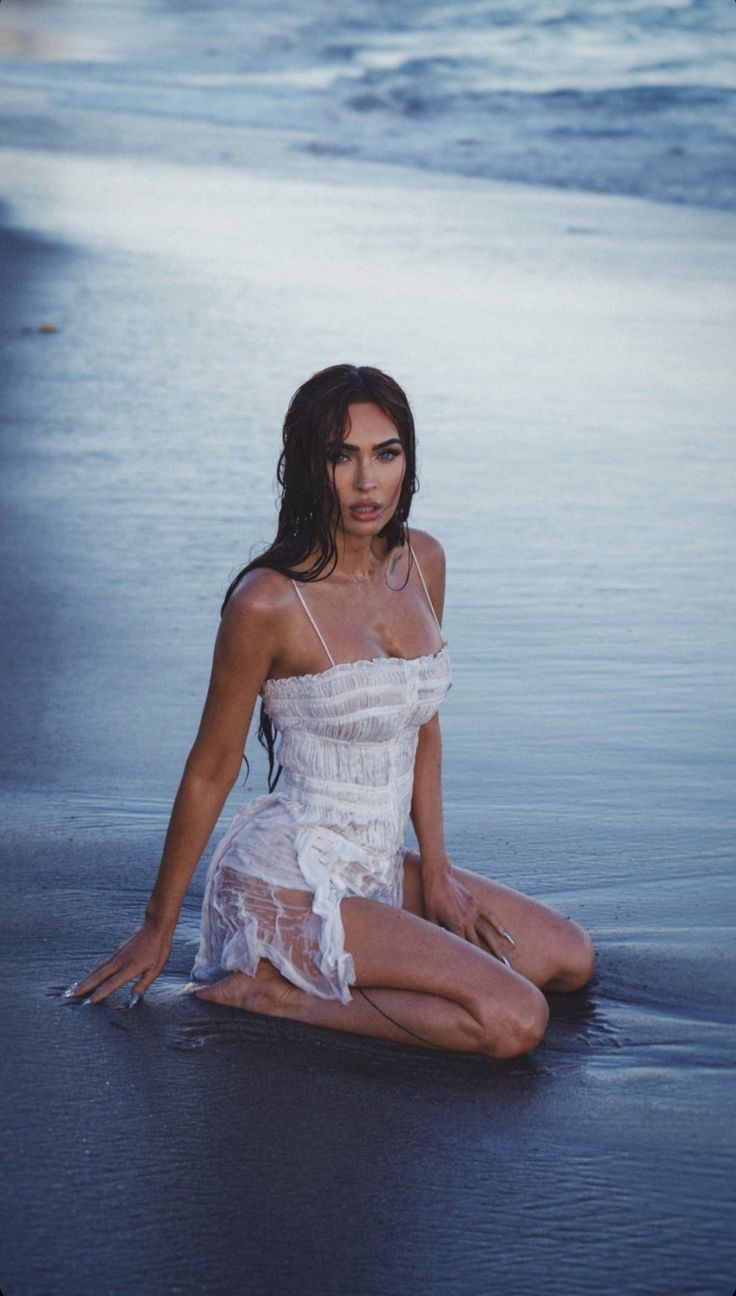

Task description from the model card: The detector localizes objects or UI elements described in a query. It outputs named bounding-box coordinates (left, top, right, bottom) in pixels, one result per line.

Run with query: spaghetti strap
left=290, top=581, right=336, bottom=667
left=410, top=545, right=443, bottom=635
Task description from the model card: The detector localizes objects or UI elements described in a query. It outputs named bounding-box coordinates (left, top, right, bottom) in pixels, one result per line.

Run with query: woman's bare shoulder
left=219, top=567, right=295, bottom=642
left=409, top=528, right=446, bottom=575
left=225, top=566, right=293, bottom=611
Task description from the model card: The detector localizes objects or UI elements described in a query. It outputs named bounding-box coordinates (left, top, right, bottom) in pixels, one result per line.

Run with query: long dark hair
left=224, top=364, right=418, bottom=789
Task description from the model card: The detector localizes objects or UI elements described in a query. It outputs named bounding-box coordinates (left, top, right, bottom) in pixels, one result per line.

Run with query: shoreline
left=1, top=0, right=734, bottom=216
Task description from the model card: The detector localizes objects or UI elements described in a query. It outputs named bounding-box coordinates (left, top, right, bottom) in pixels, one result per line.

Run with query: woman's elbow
left=183, top=744, right=243, bottom=793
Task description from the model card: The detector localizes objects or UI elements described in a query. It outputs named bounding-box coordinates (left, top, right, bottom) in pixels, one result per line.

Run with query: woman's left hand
left=422, top=864, right=512, bottom=962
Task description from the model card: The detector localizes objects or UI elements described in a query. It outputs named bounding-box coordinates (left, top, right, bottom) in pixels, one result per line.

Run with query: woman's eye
left=329, top=446, right=402, bottom=464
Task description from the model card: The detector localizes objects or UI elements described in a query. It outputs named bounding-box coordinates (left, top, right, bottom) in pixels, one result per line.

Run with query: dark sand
left=2, top=47, right=736, bottom=1296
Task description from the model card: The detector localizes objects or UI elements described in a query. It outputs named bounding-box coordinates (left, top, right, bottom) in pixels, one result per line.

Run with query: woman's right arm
left=72, top=576, right=281, bottom=1005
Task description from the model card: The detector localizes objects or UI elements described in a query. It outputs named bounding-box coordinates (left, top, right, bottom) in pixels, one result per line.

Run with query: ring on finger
left=479, top=914, right=516, bottom=948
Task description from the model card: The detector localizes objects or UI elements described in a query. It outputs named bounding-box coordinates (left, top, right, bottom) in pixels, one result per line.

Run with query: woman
left=73, top=365, right=594, bottom=1056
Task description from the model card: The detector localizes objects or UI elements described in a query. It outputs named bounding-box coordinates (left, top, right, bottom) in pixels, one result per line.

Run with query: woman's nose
left=355, top=459, right=376, bottom=490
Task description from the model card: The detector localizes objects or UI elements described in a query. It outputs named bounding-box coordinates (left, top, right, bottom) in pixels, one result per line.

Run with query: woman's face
left=329, top=402, right=406, bottom=539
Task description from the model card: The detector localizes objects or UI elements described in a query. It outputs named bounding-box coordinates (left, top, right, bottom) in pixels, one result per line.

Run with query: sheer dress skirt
left=192, top=793, right=405, bottom=1003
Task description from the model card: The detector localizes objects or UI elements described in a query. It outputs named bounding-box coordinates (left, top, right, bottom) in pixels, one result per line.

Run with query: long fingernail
left=127, top=992, right=141, bottom=1010
left=502, top=930, right=516, bottom=948
left=62, top=982, right=79, bottom=999
left=81, top=997, right=94, bottom=1006
left=499, top=955, right=512, bottom=969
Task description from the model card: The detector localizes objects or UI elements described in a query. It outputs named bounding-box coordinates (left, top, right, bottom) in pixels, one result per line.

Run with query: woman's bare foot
left=194, top=959, right=299, bottom=1017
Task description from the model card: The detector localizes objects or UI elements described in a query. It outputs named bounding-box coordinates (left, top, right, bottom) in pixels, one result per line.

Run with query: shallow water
left=4, top=798, right=734, bottom=1295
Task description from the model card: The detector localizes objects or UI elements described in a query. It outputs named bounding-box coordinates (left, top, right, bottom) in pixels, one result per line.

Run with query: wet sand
left=2, top=76, right=735, bottom=1296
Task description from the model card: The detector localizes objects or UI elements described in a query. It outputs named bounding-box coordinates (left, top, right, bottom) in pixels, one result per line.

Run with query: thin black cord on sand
left=357, top=987, right=440, bottom=1049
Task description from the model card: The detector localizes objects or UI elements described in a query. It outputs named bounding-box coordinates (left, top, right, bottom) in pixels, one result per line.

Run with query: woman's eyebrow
left=337, top=436, right=403, bottom=452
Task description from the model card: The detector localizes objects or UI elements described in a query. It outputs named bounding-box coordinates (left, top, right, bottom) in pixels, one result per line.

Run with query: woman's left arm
left=410, top=715, right=449, bottom=880
left=409, top=532, right=509, bottom=956
left=411, top=719, right=510, bottom=957
left=411, top=718, right=504, bottom=952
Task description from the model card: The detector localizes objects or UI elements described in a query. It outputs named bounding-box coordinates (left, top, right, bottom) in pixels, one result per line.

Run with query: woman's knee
left=478, top=983, right=549, bottom=1060
left=549, top=922, right=595, bottom=992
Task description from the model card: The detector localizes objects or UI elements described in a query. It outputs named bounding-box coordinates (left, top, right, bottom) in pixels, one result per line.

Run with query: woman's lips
left=349, top=502, right=382, bottom=519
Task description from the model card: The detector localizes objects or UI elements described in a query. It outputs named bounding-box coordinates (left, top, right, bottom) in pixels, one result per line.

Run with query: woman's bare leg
left=196, top=895, right=549, bottom=1058
left=196, top=960, right=482, bottom=1051
left=401, top=851, right=595, bottom=993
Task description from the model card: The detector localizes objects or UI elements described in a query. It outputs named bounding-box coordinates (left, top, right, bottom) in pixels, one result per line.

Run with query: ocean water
left=1, top=0, right=735, bottom=210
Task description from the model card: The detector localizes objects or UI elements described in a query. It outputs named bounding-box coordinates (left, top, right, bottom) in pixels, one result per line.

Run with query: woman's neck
left=332, top=531, right=394, bottom=583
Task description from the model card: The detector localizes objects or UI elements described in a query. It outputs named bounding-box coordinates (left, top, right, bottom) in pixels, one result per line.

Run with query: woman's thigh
left=401, top=851, right=595, bottom=992
left=339, top=892, right=548, bottom=1054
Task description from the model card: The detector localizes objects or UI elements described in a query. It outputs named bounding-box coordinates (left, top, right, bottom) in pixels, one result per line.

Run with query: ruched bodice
left=264, top=646, right=451, bottom=853
left=193, top=557, right=452, bottom=1003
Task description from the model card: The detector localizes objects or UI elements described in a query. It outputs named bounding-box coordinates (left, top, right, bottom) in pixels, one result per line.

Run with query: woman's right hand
left=70, top=918, right=174, bottom=1005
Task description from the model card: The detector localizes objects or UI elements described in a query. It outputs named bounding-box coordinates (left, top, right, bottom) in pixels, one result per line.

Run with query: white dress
left=192, top=558, right=452, bottom=1003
